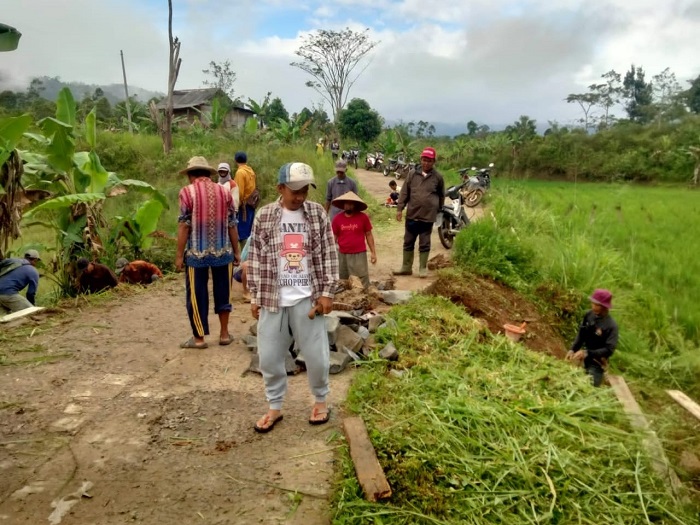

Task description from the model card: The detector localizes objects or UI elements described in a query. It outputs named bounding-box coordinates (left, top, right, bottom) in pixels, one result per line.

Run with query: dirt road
left=0, top=169, right=457, bottom=524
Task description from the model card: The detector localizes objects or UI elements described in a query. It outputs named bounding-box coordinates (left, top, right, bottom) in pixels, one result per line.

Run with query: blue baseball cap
left=278, top=162, right=316, bottom=191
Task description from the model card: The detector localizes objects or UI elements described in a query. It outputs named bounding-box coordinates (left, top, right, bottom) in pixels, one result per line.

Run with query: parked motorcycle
left=342, top=148, right=360, bottom=169
left=457, top=162, right=494, bottom=207
left=365, top=152, right=384, bottom=171
left=383, top=153, right=408, bottom=178
left=437, top=181, right=471, bottom=249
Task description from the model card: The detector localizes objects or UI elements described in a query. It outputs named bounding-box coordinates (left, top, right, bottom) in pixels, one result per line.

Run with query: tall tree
left=162, top=0, right=181, bottom=154
left=565, top=92, right=599, bottom=131
left=467, top=120, right=479, bottom=136
left=651, top=67, right=684, bottom=125
left=291, top=28, right=378, bottom=122
left=684, top=73, right=700, bottom=114
left=337, top=98, right=382, bottom=146
left=267, top=97, right=289, bottom=123
left=589, top=69, right=622, bottom=129
left=622, top=65, right=653, bottom=124
left=505, top=115, right=537, bottom=141
left=202, top=60, right=237, bottom=100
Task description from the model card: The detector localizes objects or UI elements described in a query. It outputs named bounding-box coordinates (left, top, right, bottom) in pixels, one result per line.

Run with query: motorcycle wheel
left=395, top=171, right=403, bottom=180
left=354, top=157, right=358, bottom=169
left=438, top=216, right=454, bottom=249
left=383, top=167, right=389, bottom=177
left=465, top=189, right=484, bottom=207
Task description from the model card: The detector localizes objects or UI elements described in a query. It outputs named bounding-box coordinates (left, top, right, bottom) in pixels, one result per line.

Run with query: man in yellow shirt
left=234, top=151, right=257, bottom=250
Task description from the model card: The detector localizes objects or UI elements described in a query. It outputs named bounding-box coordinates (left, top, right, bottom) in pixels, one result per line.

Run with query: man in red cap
left=566, top=288, right=619, bottom=386
left=393, top=146, right=444, bottom=277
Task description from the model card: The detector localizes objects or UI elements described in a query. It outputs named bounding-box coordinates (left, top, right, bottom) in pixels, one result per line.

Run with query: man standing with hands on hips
left=393, top=147, right=445, bottom=278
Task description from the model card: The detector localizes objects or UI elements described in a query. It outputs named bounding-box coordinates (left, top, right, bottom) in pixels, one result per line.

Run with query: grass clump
left=334, top=295, right=697, bottom=524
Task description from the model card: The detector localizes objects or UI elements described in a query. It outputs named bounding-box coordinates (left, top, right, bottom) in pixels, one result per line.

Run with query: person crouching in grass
left=331, top=191, right=377, bottom=289
left=566, top=288, right=619, bottom=387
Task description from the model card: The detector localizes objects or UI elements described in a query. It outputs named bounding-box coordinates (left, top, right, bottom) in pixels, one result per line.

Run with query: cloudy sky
left=2, top=0, right=699, bottom=132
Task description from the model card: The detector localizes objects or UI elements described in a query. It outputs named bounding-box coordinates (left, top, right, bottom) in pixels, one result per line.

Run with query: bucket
left=503, top=322, right=527, bottom=342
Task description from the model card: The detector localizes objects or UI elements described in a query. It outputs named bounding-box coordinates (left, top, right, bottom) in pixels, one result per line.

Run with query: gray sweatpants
left=258, top=297, right=330, bottom=410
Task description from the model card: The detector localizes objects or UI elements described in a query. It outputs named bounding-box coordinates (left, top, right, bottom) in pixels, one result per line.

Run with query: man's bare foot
left=254, top=409, right=283, bottom=433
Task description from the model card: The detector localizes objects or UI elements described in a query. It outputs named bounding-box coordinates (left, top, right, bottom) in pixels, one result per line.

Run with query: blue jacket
left=0, top=258, right=40, bottom=304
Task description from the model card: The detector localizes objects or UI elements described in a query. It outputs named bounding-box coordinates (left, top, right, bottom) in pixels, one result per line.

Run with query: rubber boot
left=392, top=251, right=414, bottom=276
left=418, top=252, right=430, bottom=278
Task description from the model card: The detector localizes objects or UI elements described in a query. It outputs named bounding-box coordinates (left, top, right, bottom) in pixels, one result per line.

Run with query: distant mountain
left=34, top=76, right=163, bottom=105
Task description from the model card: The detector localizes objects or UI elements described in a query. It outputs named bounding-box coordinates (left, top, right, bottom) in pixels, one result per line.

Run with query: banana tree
left=0, top=114, right=32, bottom=258
left=20, top=88, right=167, bottom=290
left=111, top=198, right=164, bottom=258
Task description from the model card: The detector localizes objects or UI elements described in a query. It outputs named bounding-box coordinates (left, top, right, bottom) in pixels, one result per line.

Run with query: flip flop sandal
left=180, top=337, right=208, bottom=349
left=254, top=414, right=284, bottom=434
left=219, top=335, right=235, bottom=346
left=309, top=407, right=331, bottom=426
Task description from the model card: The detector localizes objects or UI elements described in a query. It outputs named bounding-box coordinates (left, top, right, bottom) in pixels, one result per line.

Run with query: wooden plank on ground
left=343, top=417, right=392, bottom=502
left=608, top=375, right=684, bottom=498
left=0, top=306, right=45, bottom=323
left=667, top=390, right=700, bottom=423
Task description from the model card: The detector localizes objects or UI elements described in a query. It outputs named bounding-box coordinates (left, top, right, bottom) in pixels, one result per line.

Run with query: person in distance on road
left=324, top=160, right=358, bottom=222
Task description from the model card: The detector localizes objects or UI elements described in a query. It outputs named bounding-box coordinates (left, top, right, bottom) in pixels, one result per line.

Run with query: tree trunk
left=163, top=0, right=181, bottom=154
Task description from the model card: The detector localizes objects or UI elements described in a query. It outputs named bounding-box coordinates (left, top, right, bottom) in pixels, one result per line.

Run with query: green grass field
left=517, top=180, right=700, bottom=341
left=453, top=179, right=700, bottom=394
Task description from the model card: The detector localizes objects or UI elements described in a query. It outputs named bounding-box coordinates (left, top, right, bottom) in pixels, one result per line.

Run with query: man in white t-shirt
left=248, top=162, right=339, bottom=433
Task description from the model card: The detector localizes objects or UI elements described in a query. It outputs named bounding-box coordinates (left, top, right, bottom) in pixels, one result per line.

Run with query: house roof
left=155, top=88, right=254, bottom=114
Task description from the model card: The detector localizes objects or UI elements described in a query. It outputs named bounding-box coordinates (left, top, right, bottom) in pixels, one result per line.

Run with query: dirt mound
left=427, top=253, right=453, bottom=270
left=426, top=273, right=567, bottom=358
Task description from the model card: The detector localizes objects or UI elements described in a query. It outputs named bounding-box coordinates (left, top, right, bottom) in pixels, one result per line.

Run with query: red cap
left=420, top=147, right=436, bottom=160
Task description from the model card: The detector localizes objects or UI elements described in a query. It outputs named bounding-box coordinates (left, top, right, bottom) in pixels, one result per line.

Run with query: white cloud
left=1, top=0, right=698, bottom=130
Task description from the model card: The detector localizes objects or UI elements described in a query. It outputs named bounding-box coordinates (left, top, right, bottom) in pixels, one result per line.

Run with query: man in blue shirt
left=0, top=249, right=41, bottom=313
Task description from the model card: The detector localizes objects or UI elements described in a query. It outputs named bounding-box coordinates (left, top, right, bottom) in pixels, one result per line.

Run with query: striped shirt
left=248, top=199, right=339, bottom=312
left=178, top=177, right=237, bottom=268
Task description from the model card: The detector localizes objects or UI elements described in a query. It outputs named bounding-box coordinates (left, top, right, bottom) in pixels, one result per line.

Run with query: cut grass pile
left=334, top=295, right=698, bottom=524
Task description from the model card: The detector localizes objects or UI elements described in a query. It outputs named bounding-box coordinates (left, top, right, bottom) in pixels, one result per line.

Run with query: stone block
left=329, top=350, right=352, bottom=374
left=336, top=325, right=364, bottom=354
left=379, top=290, right=413, bottom=305
left=379, top=341, right=399, bottom=361
left=368, top=315, right=386, bottom=333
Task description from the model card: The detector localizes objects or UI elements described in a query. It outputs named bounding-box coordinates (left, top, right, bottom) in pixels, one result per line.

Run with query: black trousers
left=185, top=264, right=233, bottom=337
left=403, top=219, right=433, bottom=253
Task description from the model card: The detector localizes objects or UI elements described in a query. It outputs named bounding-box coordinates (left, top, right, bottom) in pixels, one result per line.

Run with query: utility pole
left=120, top=50, right=133, bottom=133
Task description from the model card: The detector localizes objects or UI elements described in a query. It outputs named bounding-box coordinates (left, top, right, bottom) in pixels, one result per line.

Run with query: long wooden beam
left=607, top=375, right=684, bottom=499
left=666, top=390, right=700, bottom=423
left=343, top=417, right=392, bottom=502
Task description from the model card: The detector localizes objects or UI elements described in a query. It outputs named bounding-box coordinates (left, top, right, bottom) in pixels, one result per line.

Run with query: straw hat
left=331, top=191, right=367, bottom=212
left=179, top=156, right=217, bottom=176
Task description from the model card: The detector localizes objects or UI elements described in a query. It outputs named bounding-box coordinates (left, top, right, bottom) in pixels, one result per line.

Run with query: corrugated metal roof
left=155, top=88, right=254, bottom=113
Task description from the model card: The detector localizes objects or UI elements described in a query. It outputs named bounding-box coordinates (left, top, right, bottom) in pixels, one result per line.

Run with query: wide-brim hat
left=331, top=191, right=367, bottom=212
left=179, top=156, right=217, bottom=176
left=589, top=288, right=613, bottom=310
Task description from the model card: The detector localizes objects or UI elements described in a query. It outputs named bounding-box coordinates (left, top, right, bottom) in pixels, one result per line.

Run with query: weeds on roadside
left=334, top=296, right=698, bottom=524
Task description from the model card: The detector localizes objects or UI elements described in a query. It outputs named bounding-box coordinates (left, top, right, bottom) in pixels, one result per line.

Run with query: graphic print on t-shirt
left=280, top=233, right=306, bottom=274
left=278, top=209, right=312, bottom=307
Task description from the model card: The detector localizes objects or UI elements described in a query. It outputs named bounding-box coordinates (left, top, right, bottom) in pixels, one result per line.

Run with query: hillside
left=33, top=75, right=163, bottom=105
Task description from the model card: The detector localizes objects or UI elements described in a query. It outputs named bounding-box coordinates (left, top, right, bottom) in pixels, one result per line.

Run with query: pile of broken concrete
left=243, top=276, right=412, bottom=377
